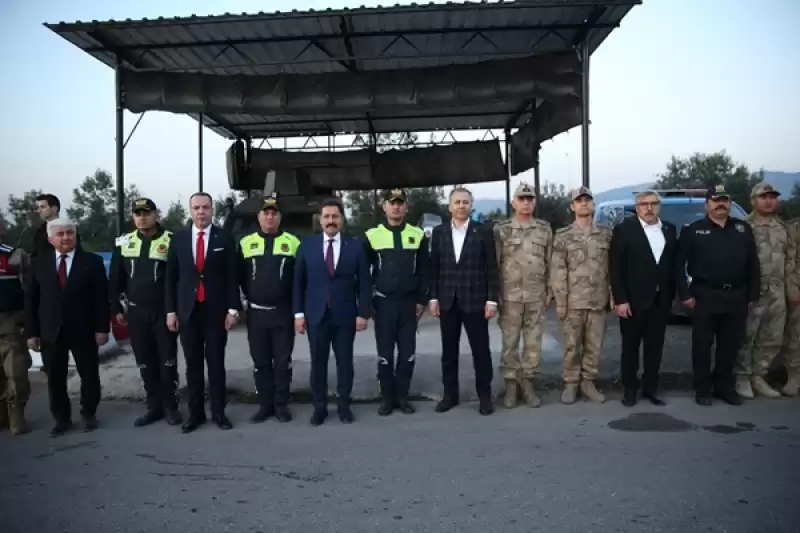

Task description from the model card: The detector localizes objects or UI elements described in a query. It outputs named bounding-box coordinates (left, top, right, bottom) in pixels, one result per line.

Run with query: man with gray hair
left=25, top=218, right=110, bottom=437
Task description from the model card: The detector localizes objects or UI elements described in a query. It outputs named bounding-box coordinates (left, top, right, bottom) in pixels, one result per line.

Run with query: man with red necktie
left=165, top=193, right=241, bottom=433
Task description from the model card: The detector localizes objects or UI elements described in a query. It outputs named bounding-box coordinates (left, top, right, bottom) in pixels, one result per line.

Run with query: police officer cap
left=514, top=182, right=536, bottom=198
left=261, top=193, right=280, bottom=211
left=384, top=188, right=407, bottom=202
left=132, top=198, right=157, bottom=212
left=750, top=182, right=780, bottom=199
left=570, top=186, right=593, bottom=201
left=706, top=184, right=730, bottom=200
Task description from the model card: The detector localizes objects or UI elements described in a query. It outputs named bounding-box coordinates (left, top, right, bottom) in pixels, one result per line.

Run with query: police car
left=594, top=189, right=750, bottom=318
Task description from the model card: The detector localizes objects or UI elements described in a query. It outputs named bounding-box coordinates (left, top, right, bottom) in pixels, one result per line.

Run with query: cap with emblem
left=706, top=184, right=730, bottom=200
left=383, top=188, right=407, bottom=202
left=570, top=186, right=593, bottom=201
left=261, top=193, right=280, bottom=211
left=514, top=182, right=536, bottom=198
left=132, top=198, right=157, bottom=212
left=750, top=182, right=780, bottom=199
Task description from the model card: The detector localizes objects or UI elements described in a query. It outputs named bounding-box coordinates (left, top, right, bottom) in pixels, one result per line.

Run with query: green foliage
left=160, top=201, right=189, bottom=233
left=779, top=183, right=800, bottom=221
left=654, top=151, right=764, bottom=211
left=536, top=182, right=572, bottom=230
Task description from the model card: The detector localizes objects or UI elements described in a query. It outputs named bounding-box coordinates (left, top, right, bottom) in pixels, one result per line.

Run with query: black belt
left=692, top=280, right=742, bottom=292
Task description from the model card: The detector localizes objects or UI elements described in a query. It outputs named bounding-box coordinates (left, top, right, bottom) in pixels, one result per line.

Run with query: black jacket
left=108, top=226, right=171, bottom=314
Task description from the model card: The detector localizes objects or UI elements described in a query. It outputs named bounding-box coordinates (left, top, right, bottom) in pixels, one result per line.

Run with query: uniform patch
left=735, top=224, right=745, bottom=233
left=281, top=243, right=289, bottom=252
left=250, top=242, right=259, bottom=249
left=128, top=243, right=136, bottom=249
left=157, top=244, right=167, bottom=253
left=408, top=237, right=416, bottom=244
left=115, top=236, right=130, bottom=247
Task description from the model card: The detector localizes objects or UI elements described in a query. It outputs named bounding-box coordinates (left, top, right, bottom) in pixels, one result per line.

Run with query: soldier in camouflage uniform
left=0, top=223, right=32, bottom=435
left=735, top=183, right=799, bottom=399
left=549, top=187, right=612, bottom=404
left=779, top=218, right=800, bottom=396
left=493, top=182, right=552, bottom=408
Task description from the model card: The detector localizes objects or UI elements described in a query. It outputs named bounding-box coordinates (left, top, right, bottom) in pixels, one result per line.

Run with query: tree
left=342, top=186, right=448, bottom=235
left=536, top=182, right=572, bottom=230
left=2, top=189, right=44, bottom=250
left=213, top=191, right=248, bottom=225
left=780, top=184, right=800, bottom=221
left=66, top=169, right=143, bottom=251
left=161, top=201, right=189, bottom=233
left=654, top=151, right=764, bottom=210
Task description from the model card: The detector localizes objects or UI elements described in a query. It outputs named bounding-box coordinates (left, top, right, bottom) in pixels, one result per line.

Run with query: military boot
left=735, top=375, right=754, bottom=399
left=503, top=379, right=518, bottom=409
left=378, top=384, right=394, bottom=416
left=8, top=403, right=29, bottom=436
left=519, top=379, right=541, bottom=408
left=580, top=380, right=606, bottom=404
left=561, top=383, right=578, bottom=405
left=782, top=369, right=799, bottom=397
left=0, top=400, right=8, bottom=430
left=751, top=376, right=781, bottom=399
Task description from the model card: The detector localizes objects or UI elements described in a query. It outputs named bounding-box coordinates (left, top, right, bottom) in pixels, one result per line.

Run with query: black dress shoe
left=81, top=415, right=98, bottom=432
left=134, top=410, right=163, bottom=427
left=181, top=414, right=207, bottom=434
left=435, top=396, right=459, bottom=413
left=310, top=409, right=327, bottom=426
left=478, top=394, right=494, bottom=416
left=165, top=409, right=183, bottom=426
left=338, top=407, right=355, bottom=424
left=275, top=406, right=292, bottom=423
left=695, top=395, right=712, bottom=406
left=397, top=399, right=416, bottom=414
left=714, top=390, right=743, bottom=406
left=50, top=420, right=72, bottom=438
left=621, top=391, right=637, bottom=407
left=213, top=414, right=233, bottom=430
left=250, top=405, right=274, bottom=423
left=643, top=392, right=666, bottom=406
left=378, top=400, right=393, bottom=417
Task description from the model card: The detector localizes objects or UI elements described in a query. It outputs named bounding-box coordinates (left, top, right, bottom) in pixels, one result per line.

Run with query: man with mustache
left=675, top=184, right=760, bottom=406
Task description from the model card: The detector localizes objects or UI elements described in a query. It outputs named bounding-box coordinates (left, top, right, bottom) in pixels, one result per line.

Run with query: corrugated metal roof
left=44, top=1, right=640, bottom=139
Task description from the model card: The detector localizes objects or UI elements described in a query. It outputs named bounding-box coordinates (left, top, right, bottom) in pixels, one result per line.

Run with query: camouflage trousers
left=736, top=293, right=786, bottom=377
left=498, top=301, right=546, bottom=380
left=561, top=309, right=607, bottom=383
left=0, top=312, right=32, bottom=405
left=779, top=304, right=800, bottom=371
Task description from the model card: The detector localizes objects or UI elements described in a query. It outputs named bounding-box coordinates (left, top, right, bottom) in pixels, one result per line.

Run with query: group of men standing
left=1, top=180, right=798, bottom=438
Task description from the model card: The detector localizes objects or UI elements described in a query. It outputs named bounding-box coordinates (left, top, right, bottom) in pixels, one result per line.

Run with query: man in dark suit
left=609, top=190, right=678, bottom=407
left=24, top=218, right=109, bottom=437
left=428, top=187, right=500, bottom=415
left=293, top=198, right=371, bottom=426
left=165, top=192, right=241, bottom=433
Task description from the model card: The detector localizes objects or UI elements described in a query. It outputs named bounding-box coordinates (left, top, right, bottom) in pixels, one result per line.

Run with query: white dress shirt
left=323, top=232, right=341, bottom=268
left=55, top=249, right=76, bottom=276
left=639, top=217, right=666, bottom=263
left=191, top=224, right=211, bottom=264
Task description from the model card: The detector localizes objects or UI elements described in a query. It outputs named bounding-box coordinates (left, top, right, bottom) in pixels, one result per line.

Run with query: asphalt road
left=1, top=389, right=798, bottom=533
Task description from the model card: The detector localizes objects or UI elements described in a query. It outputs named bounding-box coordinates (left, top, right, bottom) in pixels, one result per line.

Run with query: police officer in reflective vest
left=0, top=224, right=31, bottom=435
left=364, top=189, right=429, bottom=415
left=109, top=198, right=181, bottom=427
left=238, top=194, right=300, bottom=423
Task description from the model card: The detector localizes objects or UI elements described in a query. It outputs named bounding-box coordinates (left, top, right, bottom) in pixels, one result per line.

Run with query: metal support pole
left=114, top=59, right=125, bottom=236
left=580, top=40, right=590, bottom=189
left=198, top=113, right=204, bottom=192
left=533, top=144, right=541, bottom=201
left=504, top=128, right=512, bottom=217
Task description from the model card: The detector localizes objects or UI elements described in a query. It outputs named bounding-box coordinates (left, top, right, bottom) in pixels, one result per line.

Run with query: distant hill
left=471, top=171, right=799, bottom=214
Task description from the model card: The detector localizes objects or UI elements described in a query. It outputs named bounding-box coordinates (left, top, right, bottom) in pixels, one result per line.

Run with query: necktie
left=196, top=231, right=206, bottom=302
left=58, top=254, right=68, bottom=289
left=325, top=238, right=335, bottom=276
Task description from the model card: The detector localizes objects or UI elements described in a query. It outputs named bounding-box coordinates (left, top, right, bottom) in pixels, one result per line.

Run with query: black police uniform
left=364, top=191, right=429, bottom=415
left=109, top=214, right=181, bottom=425
left=238, top=198, right=299, bottom=422
left=676, top=189, right=760, bottom=404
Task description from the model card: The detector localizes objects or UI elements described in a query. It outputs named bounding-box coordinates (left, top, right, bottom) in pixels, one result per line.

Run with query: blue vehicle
left=594, top=189, right=750, bottom=318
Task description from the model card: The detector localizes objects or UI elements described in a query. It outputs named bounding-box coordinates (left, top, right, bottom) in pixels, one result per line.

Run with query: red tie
left=196, top=231, right=206, bottom=302
left=325, top=238, right=335, bottom=276
left=58, top=254, right=68, bottom=289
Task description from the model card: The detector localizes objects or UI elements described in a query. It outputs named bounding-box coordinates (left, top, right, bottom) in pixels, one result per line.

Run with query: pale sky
left=1, top=0, right=799, bottom=210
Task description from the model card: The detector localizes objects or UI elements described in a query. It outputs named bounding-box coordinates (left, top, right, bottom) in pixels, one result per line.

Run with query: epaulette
left=494, top=219, right=511, bottom=227
left=555, top=226, right=571, bottom=235
left=0, top=243, right=13, bottom=252
left=532, top=218, right=552, bottom=229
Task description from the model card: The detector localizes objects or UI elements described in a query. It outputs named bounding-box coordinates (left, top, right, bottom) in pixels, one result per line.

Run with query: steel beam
left=504, top=128, right=512, bottom=217
left=580, top=39, right=590, bottom=189
left=533, top=144, right=541, bottom=201
left=198, top=113, right=204, bottom=192
left=114, top=58, right=125, bottom=236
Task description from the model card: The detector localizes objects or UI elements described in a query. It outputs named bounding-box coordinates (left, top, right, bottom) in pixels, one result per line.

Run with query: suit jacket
left=165, top=225, right=240, bottom=323
left=292, top=233, right=371, bottom=327
left=609, top=217, right=678, bottom=312
left=25, top=249, right=109, bottom=345
left=429, top=220, right=499, bottom=314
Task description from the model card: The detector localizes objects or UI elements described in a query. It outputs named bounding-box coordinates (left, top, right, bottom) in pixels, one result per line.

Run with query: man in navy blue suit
left=293, top=198, right=371, bottom=426
left=165, top=192, right=241, bottom=433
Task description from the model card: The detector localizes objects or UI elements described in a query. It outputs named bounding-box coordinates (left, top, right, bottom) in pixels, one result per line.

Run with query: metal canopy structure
left=44, top=0, right=640, bottom=233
